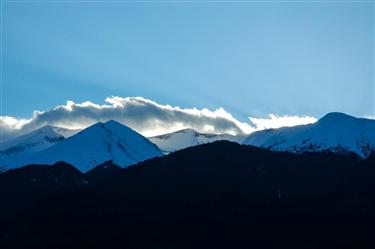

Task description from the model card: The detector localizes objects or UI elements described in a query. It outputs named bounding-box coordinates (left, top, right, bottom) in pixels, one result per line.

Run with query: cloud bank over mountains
left=0, top=96, right=317, bottom=142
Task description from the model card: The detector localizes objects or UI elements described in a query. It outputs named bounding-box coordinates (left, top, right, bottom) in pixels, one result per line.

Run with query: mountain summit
left=2, top=120, right=163, bottom=172
left=0, top=125, right=79, bottom=153
left=149, top=128, right=246, bottom=153
left=243, top=112, right=375, bottom=158
left=0, top=125, right=79, bottom=169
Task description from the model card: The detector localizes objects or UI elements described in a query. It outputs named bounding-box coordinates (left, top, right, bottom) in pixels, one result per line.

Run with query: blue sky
left=2, top=1, right=374, bottom=121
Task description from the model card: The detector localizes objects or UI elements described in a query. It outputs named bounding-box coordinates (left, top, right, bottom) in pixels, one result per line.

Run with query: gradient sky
left=2, top=0, right=374, bottom=121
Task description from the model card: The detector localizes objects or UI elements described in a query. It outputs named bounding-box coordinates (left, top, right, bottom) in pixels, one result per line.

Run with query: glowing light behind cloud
left=0, top=96, right=319, bottom=142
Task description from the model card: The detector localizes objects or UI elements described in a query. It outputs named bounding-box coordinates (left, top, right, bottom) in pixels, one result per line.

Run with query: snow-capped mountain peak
left=149, top=128, right=246, bottom=153
left=243, top=112, right=375, bottom=158
left=0, top=125, right=79, bottom=156
left=0, top=125, right=81, bottom=171
left=3, top=120, right=163, bottom=172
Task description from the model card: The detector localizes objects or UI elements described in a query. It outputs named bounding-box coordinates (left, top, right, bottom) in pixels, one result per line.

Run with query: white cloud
left=0, top=116, right=32, bottom=141
left=0, top=96, right=318, bottom=142
left=0, top=116, right=31, bottom=130
left=249, top=114, right=317, bottom=130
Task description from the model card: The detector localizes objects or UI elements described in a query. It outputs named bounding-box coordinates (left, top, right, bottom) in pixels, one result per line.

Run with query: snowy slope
left=0, top=125, right=80, bottom=167
left=2, top=120, right=163, bottom=172
left=149, top=128, right=246, bottom=153
left=243, top=113, right=375, bottom=158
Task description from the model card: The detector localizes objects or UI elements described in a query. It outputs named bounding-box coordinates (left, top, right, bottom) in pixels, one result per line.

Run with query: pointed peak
left=103, top=120, right=136, bottom=133
left=88, top=122, right=105, bottom=129
left=104, top=120, right=123, bottom=126
left=80, top=120, right=142, bottom=141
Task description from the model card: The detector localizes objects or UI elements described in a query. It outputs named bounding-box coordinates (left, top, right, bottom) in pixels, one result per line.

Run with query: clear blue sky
left=2, top=1, right=374, bottom=120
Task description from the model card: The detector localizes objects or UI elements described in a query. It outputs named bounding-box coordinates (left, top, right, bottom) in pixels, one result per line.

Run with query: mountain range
left=0, top=121, right=163, bottom=172
left=0, top=112, right=374, bottom=172
left=1, top=112, right=375, bottom=248
left=1, top=141, right=374, bottom=248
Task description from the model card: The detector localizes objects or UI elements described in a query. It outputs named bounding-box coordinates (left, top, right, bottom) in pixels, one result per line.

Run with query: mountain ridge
left=243, top=112, right=375, bottom=158
left=0, top=125, right=80, bottom=169
left=149, top=128, right=246, bottom=153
